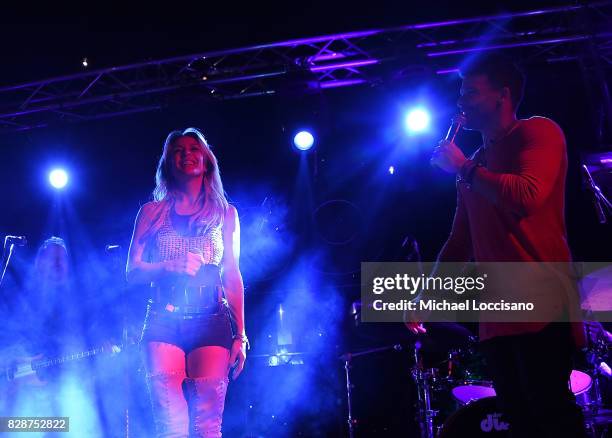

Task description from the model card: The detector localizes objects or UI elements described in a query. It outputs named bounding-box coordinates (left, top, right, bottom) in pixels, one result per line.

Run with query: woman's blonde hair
left=149, top=128, right=228, bottom=235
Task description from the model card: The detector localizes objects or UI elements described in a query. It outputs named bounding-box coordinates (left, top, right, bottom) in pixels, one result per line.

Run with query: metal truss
left=0, top=1, right=610, bottom=133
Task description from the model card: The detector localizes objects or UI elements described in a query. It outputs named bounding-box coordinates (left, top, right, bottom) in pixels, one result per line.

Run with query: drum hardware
left=348, top=314, right=610, bottom=435
left=437, top=325, right=611, bottom=437
left=339, top=344, right=404, bottom=438
left=408, top=333, right=485, bottom=437
left=579, top=322, right=612, bottom=437
left=411, top=340, right=445, bottom=438
left=410, top=354, right=487, bottom=435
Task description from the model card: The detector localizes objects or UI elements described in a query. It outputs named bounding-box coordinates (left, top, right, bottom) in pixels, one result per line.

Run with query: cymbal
left=352, top=320, right=475, bottom=354
left=580, top=265, right=612, bottom=312
left=350, top=300, right=475, bottom=353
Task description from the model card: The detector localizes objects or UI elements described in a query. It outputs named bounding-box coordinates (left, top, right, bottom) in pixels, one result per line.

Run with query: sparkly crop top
left=154, top=208, right=224, bottom=265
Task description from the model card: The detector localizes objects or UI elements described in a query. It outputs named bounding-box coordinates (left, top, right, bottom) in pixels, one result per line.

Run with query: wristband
left=233, top=333, right=250, bottom=350
left=458, top=160, right=482, bottom=186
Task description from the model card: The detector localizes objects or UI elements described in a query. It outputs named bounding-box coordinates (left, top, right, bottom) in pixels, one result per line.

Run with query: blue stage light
left=405, top=108, right=431, bottom=133
left=293, top=131, right=314, bottom=151
left=49, top=168, right=69, bottom=189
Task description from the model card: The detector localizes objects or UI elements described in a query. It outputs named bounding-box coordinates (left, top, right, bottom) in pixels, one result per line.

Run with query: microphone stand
left=582, top=164, right=612, bottom=224
left=339, top=344, right=404, bottom=438
left=0, top=237, right=21, bottom=289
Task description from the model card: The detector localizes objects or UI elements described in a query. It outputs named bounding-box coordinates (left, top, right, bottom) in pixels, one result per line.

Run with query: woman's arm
left=222, top=205, right=245, bottom=336
left=222, top=205, right=247, bottom=380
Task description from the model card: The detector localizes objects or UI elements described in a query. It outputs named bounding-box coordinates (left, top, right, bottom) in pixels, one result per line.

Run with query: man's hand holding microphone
left=430, top=113, right=468, bottom=174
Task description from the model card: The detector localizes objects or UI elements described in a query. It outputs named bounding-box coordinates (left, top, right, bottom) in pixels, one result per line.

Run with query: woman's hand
left=228, top=338, right=246, bottom=380
left=165, top=251, right=205, bottom=276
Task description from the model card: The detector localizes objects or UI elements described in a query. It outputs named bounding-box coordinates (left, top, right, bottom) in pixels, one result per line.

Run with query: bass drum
left=438, top=396, right=510, bottom=437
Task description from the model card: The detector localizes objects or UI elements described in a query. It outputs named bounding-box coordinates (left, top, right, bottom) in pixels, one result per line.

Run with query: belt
left=149, top=301, right=227, bottom=316
left=150, top=285, right=224, bottom=306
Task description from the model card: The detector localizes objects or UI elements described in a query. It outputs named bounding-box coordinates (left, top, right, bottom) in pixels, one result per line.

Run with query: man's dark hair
left=459, top=54, right=526, bottom=111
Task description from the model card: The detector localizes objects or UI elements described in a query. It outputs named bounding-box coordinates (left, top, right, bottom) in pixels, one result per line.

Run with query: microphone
left=581, top=164, right=607, bottom=224
left=445, top=113, right=466, bottom=143
left=105, top=244, right=122, bottom=252
left=432, top=113, right=466, bottom=168
left=4, top=235, right=27, bottom=247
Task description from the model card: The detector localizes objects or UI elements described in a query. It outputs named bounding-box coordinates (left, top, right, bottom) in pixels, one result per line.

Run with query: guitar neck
left=2, top=342, right=124, bottom=383
left=34, top=344, right=122, bottom=370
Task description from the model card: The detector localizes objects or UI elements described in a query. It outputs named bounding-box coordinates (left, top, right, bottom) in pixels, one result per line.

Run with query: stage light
left=388, top=166, right=395, bottom=175
left=293, top=131, right=314, bottom=151
left=405, top=108, right=431, bottom=133
left=82, top=58, right=88, bottom=68
left=49, top=168, right=69, bottom=189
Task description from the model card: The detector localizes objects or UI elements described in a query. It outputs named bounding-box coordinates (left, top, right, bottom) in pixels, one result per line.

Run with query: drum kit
left=409, top=328, right=611, bottom=438
left=428, top=263, right=612, bottom=438
left=344, top=316, right=611, bottom=437
left=343, top=253, right=612, bottom=436
left=408, top=333, right=510, bottom=438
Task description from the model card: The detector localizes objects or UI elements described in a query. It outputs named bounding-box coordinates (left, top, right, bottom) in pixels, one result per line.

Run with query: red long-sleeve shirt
left=446, top=116, right=584, bottom=343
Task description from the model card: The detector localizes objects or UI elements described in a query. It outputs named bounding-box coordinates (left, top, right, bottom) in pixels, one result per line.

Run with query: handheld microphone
left=431, top=114, right=466, bottom=168
left=4, top=235, right=27, bottom=247
left=445, top=113, right=466, bottom=143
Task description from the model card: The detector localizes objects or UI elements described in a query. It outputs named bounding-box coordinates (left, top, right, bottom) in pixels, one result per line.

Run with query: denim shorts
left=140, top=303, right=234, bottom=353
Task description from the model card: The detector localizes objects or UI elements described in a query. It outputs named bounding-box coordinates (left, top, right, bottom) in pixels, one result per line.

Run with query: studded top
left=155, top=209, right=224, bottom=265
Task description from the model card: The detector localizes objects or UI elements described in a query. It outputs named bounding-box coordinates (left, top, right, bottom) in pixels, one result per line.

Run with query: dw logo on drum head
left=480, top=413, right=510, bottom=433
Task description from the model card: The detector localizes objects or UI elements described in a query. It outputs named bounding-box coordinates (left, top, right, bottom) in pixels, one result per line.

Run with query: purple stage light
left=436, top=68, right=460, bottom=75
left=308, top=52, right=345, bottom=63
left=309, top=59, right=378, bottom=72
left=426, top=35, right=593, bottom=57
left=319, top=79, right=367, bottom=89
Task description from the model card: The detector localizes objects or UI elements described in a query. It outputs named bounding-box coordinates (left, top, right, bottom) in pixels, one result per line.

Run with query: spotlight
left=388, top=166, right=395, bottom=175
left=82, top=57, right=88, bottom=68
left=293, top=131, right=314, bottom=151
left=49, top=168, right=69, bottom=189
left=405, top=108, right=431, bottom=133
